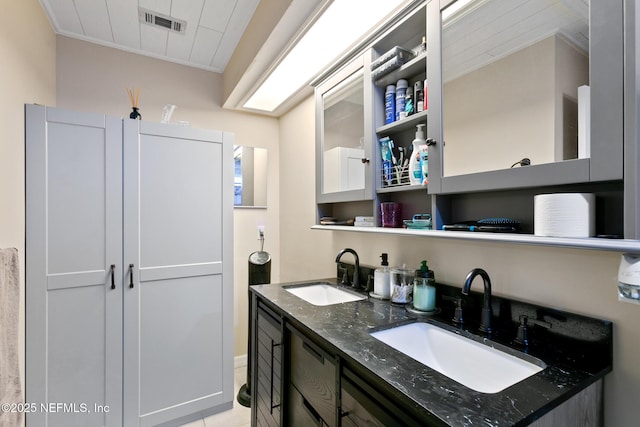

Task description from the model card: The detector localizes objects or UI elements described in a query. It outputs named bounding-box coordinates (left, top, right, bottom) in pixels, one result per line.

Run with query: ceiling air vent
left=138, top=8, right=186, bottom=34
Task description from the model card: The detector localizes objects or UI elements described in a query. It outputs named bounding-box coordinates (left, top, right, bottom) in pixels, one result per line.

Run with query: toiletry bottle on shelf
left=379, top=137, right=393, bottom=186
left=385, top=85, right=396, bottom=124
left=409, top=124, right=427, bottom=185
left=420, top=142, right=429, bottom=185
left=423, top=79, right=428, bottom=112
left=374, top=253, right=391, bottom=299
left=413, top=260, right=436, bottom=312
left=396, top=79, right=408, bottom=121
left=405, top=90, right=414, bottom=116
left=414, top=81, right=424, bottom=113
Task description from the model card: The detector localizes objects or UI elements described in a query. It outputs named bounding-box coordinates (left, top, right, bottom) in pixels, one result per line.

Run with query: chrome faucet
left=335, top=248, right=360, bottom=289
left=458, top=268, right=493, bottom=333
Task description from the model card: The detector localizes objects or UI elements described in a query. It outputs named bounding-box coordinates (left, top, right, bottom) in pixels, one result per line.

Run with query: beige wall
left=56, top=36, right=281, bottom=358
left=279, top=97, right=334, bottom=281
left=0, top=0, right=56, bottom=418
left=279, top=94, right=640, bottom=427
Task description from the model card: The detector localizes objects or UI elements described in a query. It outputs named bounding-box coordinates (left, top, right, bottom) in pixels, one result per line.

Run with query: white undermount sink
left=370, top=322, right=546, bottom=393
left=284, top=282, right=366, bottom=306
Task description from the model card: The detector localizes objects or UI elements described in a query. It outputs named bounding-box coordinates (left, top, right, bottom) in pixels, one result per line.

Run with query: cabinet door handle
left=129, top=264, right=134, bottom=288
left=270, top=340, right=281, bottom=413
left=302, top=341, right=324, bottom=364
left=110, top=264, right=116, bottom=290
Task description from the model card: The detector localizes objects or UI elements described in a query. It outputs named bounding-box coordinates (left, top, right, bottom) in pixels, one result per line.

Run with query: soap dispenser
left=412, top=260, right=436, bottom=311
left=409, top=124, right=427, bottom=185
left=373, top=253, right=391, bottom=299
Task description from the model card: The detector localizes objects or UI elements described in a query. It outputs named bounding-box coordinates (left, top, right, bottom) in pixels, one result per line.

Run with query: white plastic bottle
left=409, top=124, right=426, bottom=185
left=374, top=253, right=391, bottom=298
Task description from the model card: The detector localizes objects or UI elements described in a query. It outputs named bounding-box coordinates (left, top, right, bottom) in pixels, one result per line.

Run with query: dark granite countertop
left=250, top=278, right=612, bottom=426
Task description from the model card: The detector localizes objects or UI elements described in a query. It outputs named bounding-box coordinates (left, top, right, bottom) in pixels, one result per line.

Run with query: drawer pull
left=302, top=396, right=323, bottom=427
left=302, top=341, right=324, bottom=364
left=270, top=340, right=281, bottom=413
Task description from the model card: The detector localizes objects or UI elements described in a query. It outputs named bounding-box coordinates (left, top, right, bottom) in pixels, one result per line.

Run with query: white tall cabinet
left=26, top=105, right=234, bottom=426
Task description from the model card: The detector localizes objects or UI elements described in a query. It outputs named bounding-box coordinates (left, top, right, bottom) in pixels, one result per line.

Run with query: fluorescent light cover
left=244, top=0, right=404, bottom=112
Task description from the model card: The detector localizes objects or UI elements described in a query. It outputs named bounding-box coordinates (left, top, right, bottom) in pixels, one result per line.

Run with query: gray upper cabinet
left=315, top=53, right=376, bottom=204
left=311, top=0, right=639, bottom=243
left=426, top=0, right=624, bottom=195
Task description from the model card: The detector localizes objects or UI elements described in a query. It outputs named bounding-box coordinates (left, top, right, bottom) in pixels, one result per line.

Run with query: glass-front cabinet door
left=426, top=0, right=624, bottom=194
left=316, top=54, right=374, bottom=204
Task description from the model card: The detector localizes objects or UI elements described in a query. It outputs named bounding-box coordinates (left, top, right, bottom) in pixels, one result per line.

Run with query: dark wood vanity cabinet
left=251, top=291, right=606, bottom=427
left=253, top=302, right=284, bottom=427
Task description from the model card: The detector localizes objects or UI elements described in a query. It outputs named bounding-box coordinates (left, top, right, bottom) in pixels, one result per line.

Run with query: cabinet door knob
left=361, top=158, right=370, bottom=164
left=129, top=264, right=134, bottom=288
left=426, top=138, right=437, bottom=146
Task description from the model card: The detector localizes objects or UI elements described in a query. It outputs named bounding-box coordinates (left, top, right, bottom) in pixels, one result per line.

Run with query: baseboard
left=234, top=354, right=247, bottom=369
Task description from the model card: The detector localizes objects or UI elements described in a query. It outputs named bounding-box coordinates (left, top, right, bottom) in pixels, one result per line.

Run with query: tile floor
left=179, top=365, right=252, bottom=427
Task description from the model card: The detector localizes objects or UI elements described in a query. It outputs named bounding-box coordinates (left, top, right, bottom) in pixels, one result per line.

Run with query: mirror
left=234, top=146, right=268, bottom=208
left=321, top=68, right=366, bottom=194
left=441, top=0, right=589, bottom=177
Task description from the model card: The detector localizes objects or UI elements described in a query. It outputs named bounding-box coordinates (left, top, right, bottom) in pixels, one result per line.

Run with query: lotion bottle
left=374, top=253, right=390, bottom=298
left=409, top=124, right=426, bottom=185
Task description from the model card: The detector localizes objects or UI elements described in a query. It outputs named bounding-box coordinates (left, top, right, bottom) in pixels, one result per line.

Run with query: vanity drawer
left=289, top=328, right=336, bottom=427
left=289, top=384, right=329, bottom=427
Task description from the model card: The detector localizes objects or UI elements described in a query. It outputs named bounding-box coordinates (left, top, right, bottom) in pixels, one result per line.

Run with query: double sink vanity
left=249, top=263, right=612, bottom=427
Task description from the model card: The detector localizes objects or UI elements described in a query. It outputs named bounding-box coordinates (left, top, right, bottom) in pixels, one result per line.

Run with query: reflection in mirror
left=234, top=146, right=267, bottom=208
left=322, top=69, right=365, bottom=193
left=442, top=0, right=589, bottom=177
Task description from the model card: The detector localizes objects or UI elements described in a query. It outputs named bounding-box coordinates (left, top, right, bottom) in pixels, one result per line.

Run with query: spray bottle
left=408, top=124, right=426, bottom=185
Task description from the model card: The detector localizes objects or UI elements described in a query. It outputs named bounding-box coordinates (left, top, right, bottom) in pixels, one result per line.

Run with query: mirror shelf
left=438, top=157, right=590, bottom=194
left=374, top=52, right=428, bottom=87
left=377, top=184, right=427, bottom=194
left=376, top=110, right=428, bottom=134
left=311, top=225, right=640, bottom=252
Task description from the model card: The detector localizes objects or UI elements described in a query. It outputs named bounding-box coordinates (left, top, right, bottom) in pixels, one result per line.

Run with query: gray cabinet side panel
left=590, top=0, right=624, bottom=181
left=624, top=0, right=640, bottom=239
